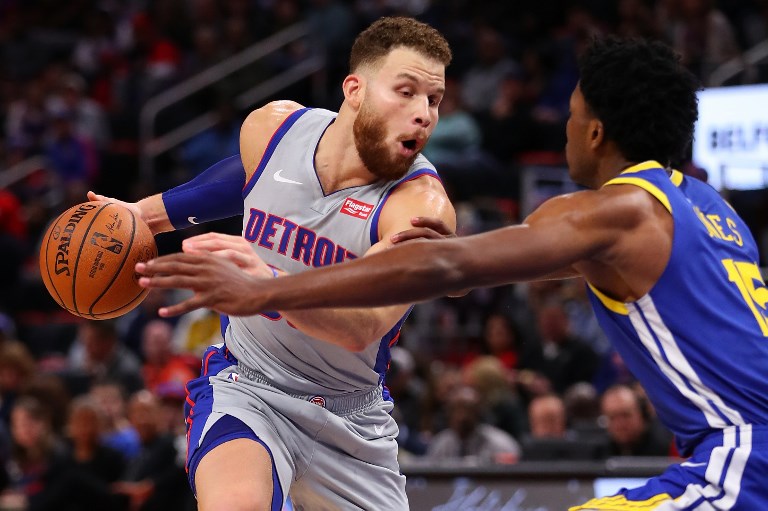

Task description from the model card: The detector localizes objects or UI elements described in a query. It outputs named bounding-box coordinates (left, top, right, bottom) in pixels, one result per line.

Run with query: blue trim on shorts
left=187, top=415, right=284, bottom=511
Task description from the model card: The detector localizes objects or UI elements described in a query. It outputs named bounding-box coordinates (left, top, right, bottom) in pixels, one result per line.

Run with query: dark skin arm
left=136, top=185, right=671, bottom=317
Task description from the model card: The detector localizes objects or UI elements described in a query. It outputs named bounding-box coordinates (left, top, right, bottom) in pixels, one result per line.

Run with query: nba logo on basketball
left=90, top=232, right=124, bottom=254
left=340, top=198, right=373, bottom=220
left=309, top=396, right=326, bottom=408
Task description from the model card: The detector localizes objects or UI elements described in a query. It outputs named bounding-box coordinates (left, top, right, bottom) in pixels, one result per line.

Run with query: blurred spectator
left=155, top=382, right=188, bottom=468
left=19, top=374, right=71, bottom=436
left=119, top=289, right=177, bottom=359
left=67, top=321, right=144, bottom=394
left=420, top=361, right=462, bottom=436
left=0, top=315, right=16, bottom=344
left=3, top=396, right=67, bottom=511
left=171, top=309, right=224, bottom=356
left=89, top=382, right=140, bottom=462
left=600, top=384, right=673, bottom=457
left=479, top=312, right=521, bottom=370
left=479, top=68, right=537, bottom=163
left=71, top=8, right=119, bottom=81
left=520, top=301, right=600, bottom=394
left=527, top=394, right=567, bottom=439
left=181, top=25, right=224, bottom=78
left=113, top=390, right=190, bottom=511
left=386, top=346, right=428, bottom=456
left=0, top=191, right=28, bottom=308
left=0, top=342, right=36, bottom=427
left=664, top=0, right=741, bottom=81
left=112, top=11, right=181, bottom=115
left=463, top=356, right=526, bottom=439
left=561, top=279, right=612, bottom=357
left=178, top=101, right=241, bottom=177
left=617, top=0, right=661, bottom=38
left=422, top=77, right=482, bottom=166
left=422, top=78, right=506, bottom=199
left=5, top=79, right=49, bottom=155
left=521, top=392, right=607, bottom=461
left=563, top=381, right=603, bottom=438
left=426, top=385, right=520, bottom=463
left=679, top=159, right=709, bottom=182
left=141, top=320, right=197, bottom=394
left=47, top=73, right=110, bottom=150
left=44, top=108, right=98, bottom=186
left=52, top=397, right=126, bottom=511
left=461, top=26, right=521, bottom=114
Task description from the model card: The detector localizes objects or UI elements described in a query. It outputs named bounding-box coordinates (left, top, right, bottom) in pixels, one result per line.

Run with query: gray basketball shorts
left=184, top=343, right=408, bottom=511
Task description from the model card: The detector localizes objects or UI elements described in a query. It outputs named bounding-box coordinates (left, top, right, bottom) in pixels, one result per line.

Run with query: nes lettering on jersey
left=340, top=198, right=373, bottom=220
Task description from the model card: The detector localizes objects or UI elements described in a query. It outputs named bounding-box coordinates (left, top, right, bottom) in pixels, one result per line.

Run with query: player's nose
left=412, top=98, right=431, bottom=128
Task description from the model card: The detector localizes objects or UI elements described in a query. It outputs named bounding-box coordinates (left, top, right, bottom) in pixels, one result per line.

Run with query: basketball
left=39, top=201, right=157, bottom=320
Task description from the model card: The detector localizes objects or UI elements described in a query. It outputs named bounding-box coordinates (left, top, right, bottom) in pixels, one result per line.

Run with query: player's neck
left=594, top=154, right=635, bottom=188
left=315, top=108, right=377, bottom=193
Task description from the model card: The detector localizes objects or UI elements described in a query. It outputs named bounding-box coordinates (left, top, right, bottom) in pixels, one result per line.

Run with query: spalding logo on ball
left=39, top=201, right=158, bottom=319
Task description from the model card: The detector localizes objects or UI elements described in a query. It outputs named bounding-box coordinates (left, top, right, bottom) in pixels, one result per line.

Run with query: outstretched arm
left=138, top=187, right=638, bottom=315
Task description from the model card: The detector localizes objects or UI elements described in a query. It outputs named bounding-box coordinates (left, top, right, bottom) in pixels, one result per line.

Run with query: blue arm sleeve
left=162, top=154, right=245, bottom=230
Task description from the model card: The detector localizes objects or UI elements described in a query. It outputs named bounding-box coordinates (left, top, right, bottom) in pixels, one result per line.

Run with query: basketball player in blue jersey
left=140, top=37, right=768, bottom=510
left=91, top=16, right=456, bottom=511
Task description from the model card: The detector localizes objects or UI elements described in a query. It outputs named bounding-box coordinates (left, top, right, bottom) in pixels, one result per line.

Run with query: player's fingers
left=183, top=238, right=248, bottom=254
left=183, top=234, right=249, bottom=253
left=391, top=227, right=442, bottom=244
left=158, top=294, right=208, bottom=317
left=136, top=253, right=202, bottom=276
left=209, top=248, right=252, bottom=267
left=87, top=190, right=109, bottom=202
left=409, top=216, right=455, bottom=236
left=138, top=273, right=199, bottom=290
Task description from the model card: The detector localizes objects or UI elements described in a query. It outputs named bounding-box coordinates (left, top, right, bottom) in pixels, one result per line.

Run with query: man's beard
left=353, top=100, right=417, bottom=181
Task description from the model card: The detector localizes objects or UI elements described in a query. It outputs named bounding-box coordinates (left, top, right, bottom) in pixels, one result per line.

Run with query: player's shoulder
left=240, top=101, right=305, bottom=177
left=380, top=165, right=454, bottom=229
left=532, top=185, right=655, bottom=231
left=390, top=167, right=447, bottom=202
left=242, top=100, right=305, bottom=134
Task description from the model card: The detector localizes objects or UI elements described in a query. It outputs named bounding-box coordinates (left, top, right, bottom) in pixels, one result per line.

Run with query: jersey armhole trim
left=242, top=108, right=310, bottom=198
left=587, top=282, right=629, bottom=315
left=368, top=168, right=442, bottom=245
left=604, top=176, right=673, bottom=213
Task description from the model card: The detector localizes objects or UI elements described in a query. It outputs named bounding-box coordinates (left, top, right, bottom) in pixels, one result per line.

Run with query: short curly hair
left=579, top=37, right=700, bottom=167
left=349, top=17, right=452, bottom=72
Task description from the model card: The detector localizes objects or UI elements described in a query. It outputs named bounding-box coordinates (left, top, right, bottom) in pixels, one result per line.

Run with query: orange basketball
left=39, top=201, right=157, bottom=320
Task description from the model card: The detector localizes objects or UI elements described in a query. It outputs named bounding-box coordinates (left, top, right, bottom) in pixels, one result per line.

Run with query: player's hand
left=390, top=216, right=456, bottom=244
left=391, top=217, right=468, bottom=297
left=87, top=190, right=142, bottom=219
left=182, top=232, right=275, bottom=278
left=136, top=252, right=268, bottom=317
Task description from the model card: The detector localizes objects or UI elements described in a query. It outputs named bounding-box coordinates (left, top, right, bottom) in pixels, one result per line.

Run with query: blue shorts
left=571, top=425, right=768, bottom=510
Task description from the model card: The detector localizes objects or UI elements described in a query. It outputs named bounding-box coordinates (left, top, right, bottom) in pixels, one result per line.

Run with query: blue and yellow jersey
left=586, top=161, right=768, bottom=455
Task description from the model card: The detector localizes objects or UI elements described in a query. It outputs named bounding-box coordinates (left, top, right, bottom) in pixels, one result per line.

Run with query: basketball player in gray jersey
left=90, top=17, right=454, bottom=511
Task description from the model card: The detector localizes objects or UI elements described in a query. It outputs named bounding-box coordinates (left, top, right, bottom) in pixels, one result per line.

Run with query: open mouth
left=400, top=139, right=418, bottom=154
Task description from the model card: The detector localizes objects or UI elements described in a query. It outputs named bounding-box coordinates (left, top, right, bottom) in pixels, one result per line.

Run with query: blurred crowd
left=1, top=0, right=768, bottom=509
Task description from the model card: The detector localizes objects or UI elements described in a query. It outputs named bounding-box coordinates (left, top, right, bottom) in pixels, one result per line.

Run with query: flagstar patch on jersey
left=340, top=198, right=373, bottom=220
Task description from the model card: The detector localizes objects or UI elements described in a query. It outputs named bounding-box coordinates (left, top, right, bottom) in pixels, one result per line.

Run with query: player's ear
left=588, top=119, right=604, bottom=149
left=343, top=74, right=365, bottom=110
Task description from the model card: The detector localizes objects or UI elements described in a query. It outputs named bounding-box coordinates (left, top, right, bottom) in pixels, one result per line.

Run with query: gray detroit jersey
left=226, top=107, right=439, bottom=395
